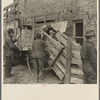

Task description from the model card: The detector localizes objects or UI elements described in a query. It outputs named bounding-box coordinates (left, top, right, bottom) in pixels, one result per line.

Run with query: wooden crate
left=19, top=28, right=33, bottom=51
left=41, top=21, right=71, bottom=82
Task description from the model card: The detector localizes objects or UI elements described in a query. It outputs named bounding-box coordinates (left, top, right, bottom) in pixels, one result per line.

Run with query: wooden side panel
left=20, top=28, right=33, bottom=50
left=42, top=29, right=71, bottom=80
left=51, top=21, right=68, bottom=33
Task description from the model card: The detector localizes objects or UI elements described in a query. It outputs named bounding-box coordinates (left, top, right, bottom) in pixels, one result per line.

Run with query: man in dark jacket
left=32, top=32, right=49, bottom=82
left=80, top=30, right=97, bottom=84
left=4, top=28, right=19, bottom=78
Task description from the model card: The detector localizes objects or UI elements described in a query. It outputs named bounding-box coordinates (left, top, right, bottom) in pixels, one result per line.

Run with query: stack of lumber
left=41, top=21, right=84, bottom=84
left=42, top=30, right=68, bottom=80
left=50, top=21, right=84, bottom=83
left=71, top=41, right=84, bottom=84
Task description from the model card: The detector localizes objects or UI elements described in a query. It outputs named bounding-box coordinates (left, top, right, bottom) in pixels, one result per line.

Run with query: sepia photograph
left=3, top=0, right=98, bottom=84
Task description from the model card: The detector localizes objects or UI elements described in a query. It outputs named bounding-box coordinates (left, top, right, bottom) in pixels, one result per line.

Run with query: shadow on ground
left=4, top=58, right=60, bottom=84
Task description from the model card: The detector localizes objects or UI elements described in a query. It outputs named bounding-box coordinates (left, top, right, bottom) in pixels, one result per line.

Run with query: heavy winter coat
left=80, top=41, right=97, bottom=84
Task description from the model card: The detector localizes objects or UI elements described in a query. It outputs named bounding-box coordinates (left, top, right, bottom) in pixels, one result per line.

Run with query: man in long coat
left=80, top=30, right=97, bottom=84
left=4, top=28, right=19, bottom=78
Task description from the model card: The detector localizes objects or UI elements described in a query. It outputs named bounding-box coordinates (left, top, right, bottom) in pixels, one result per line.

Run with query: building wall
left=71, top=0, right=97, bottom=45
left=18, top=0, right=97, bottom=45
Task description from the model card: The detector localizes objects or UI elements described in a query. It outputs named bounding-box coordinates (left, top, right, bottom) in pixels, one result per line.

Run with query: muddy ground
left=3, top=58, right=84, bottom=84
left=3, top=59, right=60, bottom=84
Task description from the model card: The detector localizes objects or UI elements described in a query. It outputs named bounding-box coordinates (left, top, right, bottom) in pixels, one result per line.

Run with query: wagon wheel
left=26, top=54, right=34, bottom=76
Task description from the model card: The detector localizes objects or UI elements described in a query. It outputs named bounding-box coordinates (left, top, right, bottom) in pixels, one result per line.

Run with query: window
left=74, top=20, right=83, bottom=45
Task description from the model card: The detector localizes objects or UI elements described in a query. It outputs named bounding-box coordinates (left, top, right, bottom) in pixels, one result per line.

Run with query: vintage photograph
left=3, top=0, right=98, bottom=84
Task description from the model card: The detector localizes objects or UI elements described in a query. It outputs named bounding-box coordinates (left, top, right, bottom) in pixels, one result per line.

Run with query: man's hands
left=16, top=34, right=20, bottom=40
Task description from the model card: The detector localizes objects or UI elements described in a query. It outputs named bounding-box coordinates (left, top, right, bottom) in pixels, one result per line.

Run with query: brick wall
left=71, top=0, right=97, bottom=45
left=18, top=0, right=97, bottom=45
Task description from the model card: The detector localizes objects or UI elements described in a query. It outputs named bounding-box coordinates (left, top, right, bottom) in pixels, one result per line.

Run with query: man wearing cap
left=4, top=28, right=20, bottom=78
left=80, top=30, right=97, bottom=84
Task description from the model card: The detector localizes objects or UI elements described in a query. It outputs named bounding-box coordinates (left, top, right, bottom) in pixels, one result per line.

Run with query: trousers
left=5, top=56, right=13, bottom=77
left=83, top=63, right=97, bottom=84
left=32, top=58, right=44, bottom=81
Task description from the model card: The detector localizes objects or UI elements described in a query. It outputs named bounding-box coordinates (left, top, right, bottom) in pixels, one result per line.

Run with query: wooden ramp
left=42, top=21, right=83, bottom=83
left=41, top=21, right=71, bottom=81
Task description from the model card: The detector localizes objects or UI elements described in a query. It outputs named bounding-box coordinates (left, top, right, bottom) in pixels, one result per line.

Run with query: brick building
left=3, top=0, right=97, bottom=84
left=17, top=0, right=97, bottom=46
left=6, top=0, right=97, bottom=46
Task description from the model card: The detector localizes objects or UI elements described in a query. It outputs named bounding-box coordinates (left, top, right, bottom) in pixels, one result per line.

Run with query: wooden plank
left=51, top=21, right=68, bottom=33
left=47, top=38, right=67, bottom=59
left=5, top=15, right=19, bottom=23
left=55, top=32, right=68, bottom=47
left=52, top=67, right=64, bottom=80
left=47, top=40, right=67, bottom=59
left=20, top=28, right=33, bottom=50
left=48, top=46, right=66, bottom=68
left=13, top=3, right=16, bottom=35
left=50, top=55, right=66, bottom=74
left=47, top=44, right=66, bottom=60
left=64, top=37, right=72, bottom=84
left=71, top=68, right=83, bottom=75
left=42, top=30, right=64, bottom=49
left=72, top=50, right=81, bottom=59
left=48, top=58, right=64, bottom=80
left=16, top=28, right=21, bottom=47
left=71, top=57, right=83, bottom=67
left=31, top=17, right=35, bottom=44
left=3, top=2, right=18, bottom=11
left=72, top=41, right=81, bottom=51
left=50, top=49, right=63, bottom=67
left=61, top=33, right=68, bottom=40
left=47, top=40, right=67, bottom=64
left=71, top=77, right=84, bottom=84
left=47, top=38, right=61, bottom=50
left=3, top=9, right=19, bottom=17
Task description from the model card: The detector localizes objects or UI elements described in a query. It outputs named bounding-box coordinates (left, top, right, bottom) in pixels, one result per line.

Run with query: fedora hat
left=85, top=30, right=96, bottom=37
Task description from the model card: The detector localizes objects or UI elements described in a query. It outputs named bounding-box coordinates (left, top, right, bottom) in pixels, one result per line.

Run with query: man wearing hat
left=80, top=30, right=97, bottom=84
left=4, top=28, right=20, bottom=78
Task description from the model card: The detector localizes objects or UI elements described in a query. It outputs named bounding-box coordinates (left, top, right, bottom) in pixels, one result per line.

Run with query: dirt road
left=3, top=64, right=60, bottom=84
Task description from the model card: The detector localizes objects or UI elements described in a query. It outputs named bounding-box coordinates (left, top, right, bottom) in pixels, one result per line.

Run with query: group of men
left=4, top=25, right=57, bottom=82
left=4, top=25, right=97, bottom=84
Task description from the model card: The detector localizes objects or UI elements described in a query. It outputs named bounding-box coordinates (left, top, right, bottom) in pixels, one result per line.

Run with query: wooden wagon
left=3, top=1, right=83, bottom=84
